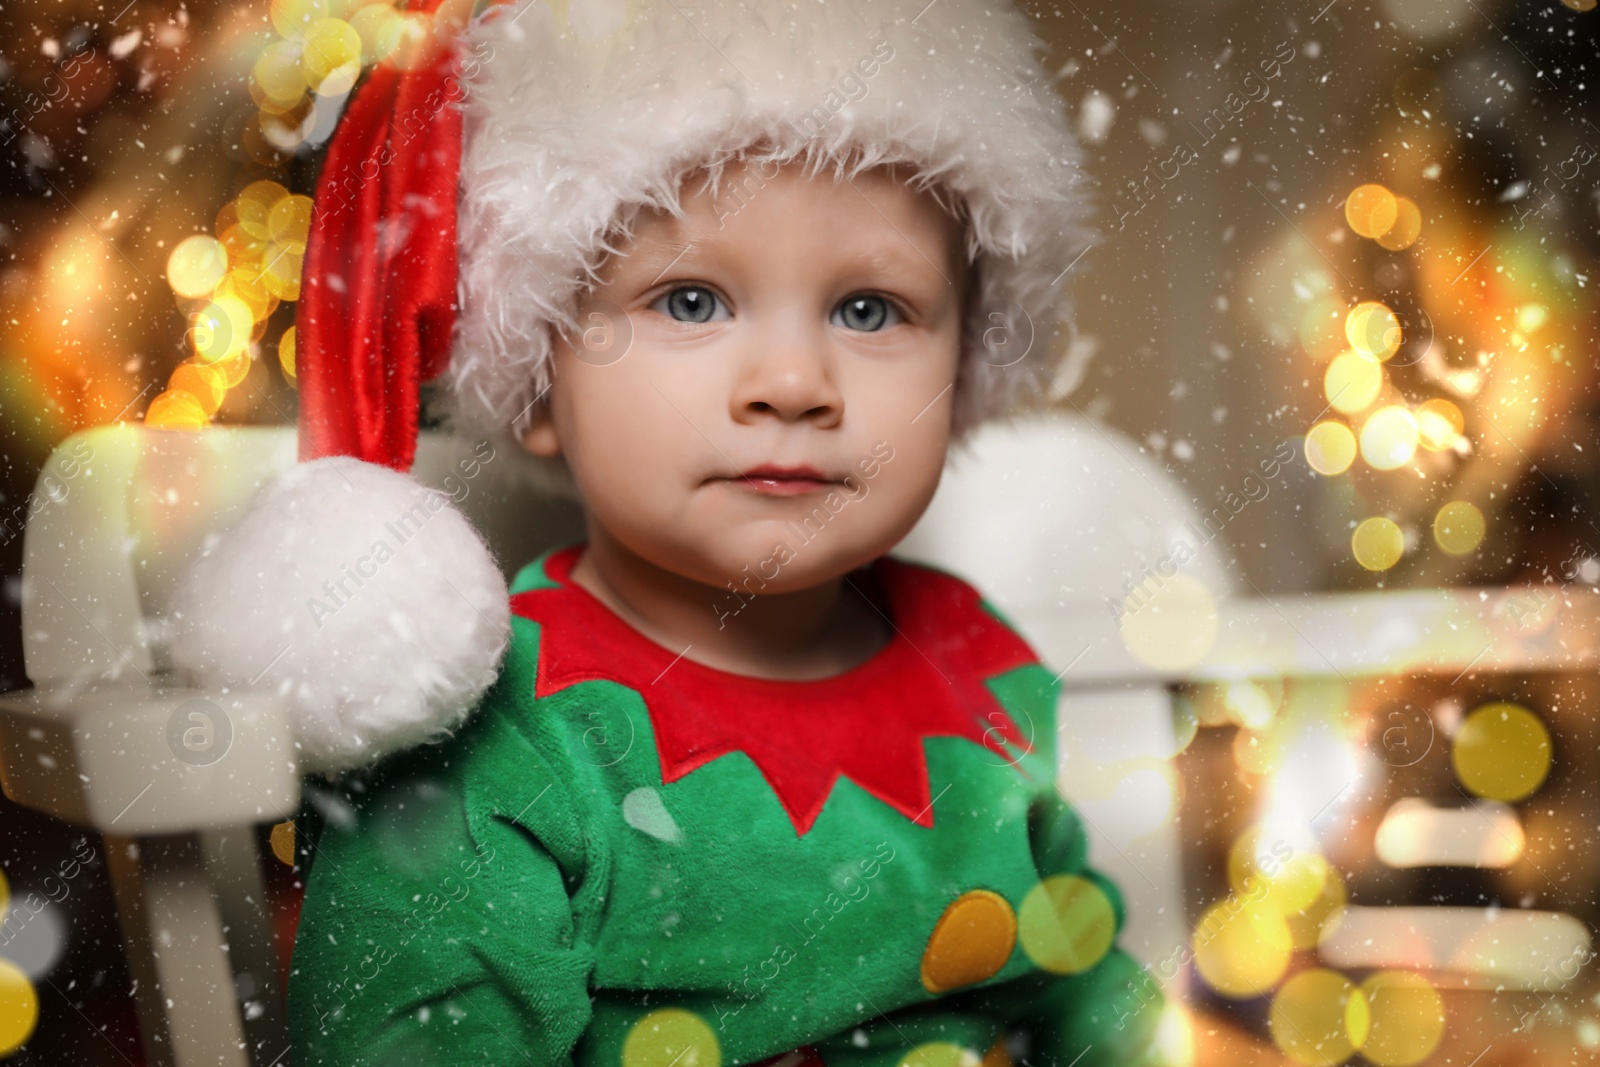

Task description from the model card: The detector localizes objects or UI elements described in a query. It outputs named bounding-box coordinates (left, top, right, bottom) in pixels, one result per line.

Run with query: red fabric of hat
left=297, top=0, right=465, bottom=472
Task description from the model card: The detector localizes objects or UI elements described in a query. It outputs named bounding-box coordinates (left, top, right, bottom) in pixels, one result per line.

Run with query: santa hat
left=169, top=0, right=1091, bottom=774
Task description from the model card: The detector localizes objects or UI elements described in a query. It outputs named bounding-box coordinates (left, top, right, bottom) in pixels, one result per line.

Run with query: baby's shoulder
left=876, top=553, right=1042, bottom=660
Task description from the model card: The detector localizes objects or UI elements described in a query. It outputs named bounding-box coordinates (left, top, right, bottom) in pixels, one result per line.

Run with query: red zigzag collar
left=510, top=546, right=1040, bottom=836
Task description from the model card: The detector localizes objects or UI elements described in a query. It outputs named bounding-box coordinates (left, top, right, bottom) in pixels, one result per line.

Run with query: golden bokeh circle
left=351, top=4, right=405, bottom=64
left=1227, top=829, right=1329, bottom=916
left=1357, top=971, right=1444, bottom=1066
left=1415, top=398, right=1463, bottom=451
left=1269, top=969, right=1362, bottom=1066
left=280, top=326, right=298, bottom=382
left=0, top=960, right=38, bottom=1056
left=1432, top=501, right=1485, bottom=556
left=270, top=0, right=330, bottom=39
left=1304, top=422, right=1357, bottom=476
left=261, top=247, right=305, bottom=301
left=147, top=390, right=209, bottom=430
left=1284, top=866, right=1347, bottom=951
left=166, top=235, right=230, bottom=300
left=1376, top=196, right=1422, bottom=251
left=1324, top=351, right=1383, bottom=415
left=897, top=1043, right=982, bottom=1067
left=621, top=1008, right=720, bottom=1067
left=1359, top=406, right=1418, bottom=471
left=170, top=363, right=227, bottom=415
left=252, top=40, right=308, bottom=108
left=1017, top=875, right=1116, bottom=975
left=1352, top=517, right=1404, bottom=572
left=190, top=295, right=255, bottom=363
left=1452, top=702, right=1551, bottom=802
left=1192, top=897, right=1293, bottom=998
left=211, top=350, right=253, bottom=388
left=1344, top=302, right=1403, bottom=361
left=1345, top=184, right=1398, bottom=239
left=237, top=180, right=291, bottom=238
left=215, top=269, right=275, bottom=321
left=1118, top=574, right=1219, bottom=671
left=301, top=18, right=363, bottom=89
left=267, top=194, right=315, bottom=253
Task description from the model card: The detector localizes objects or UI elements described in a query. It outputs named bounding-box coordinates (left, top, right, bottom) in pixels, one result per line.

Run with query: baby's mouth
left=719, top=464, right=839, bottom=497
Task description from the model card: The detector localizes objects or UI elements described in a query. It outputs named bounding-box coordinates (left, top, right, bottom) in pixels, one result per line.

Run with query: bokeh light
left=1283, top=866, right=1347, bottom=950
left=1344, top=302, right=1403, bottom=361
left=279, top=325, right=297, bottom=383
left=1344, top=183, right=1398, bottom=239
left=1359, top=406, right=1418, bottom=470
left=1017, top=875, right=1117, bottom=975
left=896, top=1044, right=976, bottom=1067
left=146, top=389, right=210, bottom=430
left=190, top=295, right=255, bottom=363
left=1432, top=501, right=1485, bottom=556
left=1352, top=517, right=1404, bottom=571
left=165, top=235, right=229, bottom=299
left=1269, top=969, right=1363, bottom=1066
left=1358, top=971, right=1444, bottom=1066
left=0, top=959, right=39, bottom=1056
left=1192, top=896, right=1293, bottom=998
left=621, top=1008, right=720, bottom=1067
left=270, top=0, right=331, bottom=40
left=302, top=19, right=363, bottom=96
left=1414, top=398, right=1463, bottom=451
left=1118, top=575, right=1219, bottom=671
left=1375, top=196, right=1422, bottom=251
left=1226, top=828, right=1329, bottom=916
left=1324, top=351, right=1382, bottom=414
left=1304, top=422, right=1357, bottom=476
left=1452, top=702, right=1552, bottom=802
left=252, top=40, right=308, bottom=109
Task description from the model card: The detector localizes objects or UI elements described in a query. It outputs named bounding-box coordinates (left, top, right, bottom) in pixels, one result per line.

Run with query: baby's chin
left=656, top=519, right=897, bottom=596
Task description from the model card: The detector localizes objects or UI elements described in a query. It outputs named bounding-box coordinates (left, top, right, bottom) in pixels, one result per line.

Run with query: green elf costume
left=283, top=544, right=1159, bottom=1066
left=166, top=0, right=1166, bottom=1063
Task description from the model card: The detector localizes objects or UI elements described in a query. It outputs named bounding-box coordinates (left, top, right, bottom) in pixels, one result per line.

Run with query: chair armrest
left=0, top=684, right=300, bottom=834
left=1023, top=585, right=1600, bottom=688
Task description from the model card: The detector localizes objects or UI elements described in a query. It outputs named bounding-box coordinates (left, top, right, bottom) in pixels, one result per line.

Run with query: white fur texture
left=168, top=457, right=510, bottom=773
left=442, top=0, right=1089, bottom=444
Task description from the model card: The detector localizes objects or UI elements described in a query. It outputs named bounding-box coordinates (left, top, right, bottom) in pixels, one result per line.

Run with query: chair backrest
left=19, top=426, right=586, bottom=688
left=899, top=411, right=1240, bottom=653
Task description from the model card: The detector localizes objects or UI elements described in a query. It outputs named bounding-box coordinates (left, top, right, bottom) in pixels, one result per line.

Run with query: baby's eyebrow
left=841, top=244, right=954, bottom=289
left=641, top=241, right=698, bottom=288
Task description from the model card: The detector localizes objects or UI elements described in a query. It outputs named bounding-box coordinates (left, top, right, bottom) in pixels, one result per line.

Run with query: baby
left=172, top=1, right=1164, bottom=1064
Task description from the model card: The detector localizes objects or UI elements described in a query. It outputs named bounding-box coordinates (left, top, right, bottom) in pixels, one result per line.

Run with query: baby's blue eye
left=833, top=295, right=901, bottom=332
left=652, top=286, right=726, bottom=323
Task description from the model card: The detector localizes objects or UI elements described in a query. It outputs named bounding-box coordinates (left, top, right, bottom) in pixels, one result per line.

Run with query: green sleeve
left=288, top=619, right=601, bottom=1066
left=977, top=657, right=1168, bottom=1065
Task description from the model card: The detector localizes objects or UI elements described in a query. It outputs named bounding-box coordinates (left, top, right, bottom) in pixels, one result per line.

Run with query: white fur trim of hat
left=168, top=457, right=510, bottom=774
left=442, top=0, right=1090, bottom=443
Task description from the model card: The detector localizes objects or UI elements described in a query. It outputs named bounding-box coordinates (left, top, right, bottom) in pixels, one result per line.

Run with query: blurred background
left=0, top=0, right=1597, bottom=1062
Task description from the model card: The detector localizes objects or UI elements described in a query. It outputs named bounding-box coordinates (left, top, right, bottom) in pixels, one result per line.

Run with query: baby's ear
left=519, top=400, right=562, bottom=458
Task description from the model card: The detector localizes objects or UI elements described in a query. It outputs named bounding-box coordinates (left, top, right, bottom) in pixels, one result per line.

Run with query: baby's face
left=522, top=158, right=965, bottom=593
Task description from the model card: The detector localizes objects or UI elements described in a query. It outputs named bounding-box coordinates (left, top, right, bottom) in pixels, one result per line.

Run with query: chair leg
left=103, top=832, right=253, bottom=1067
left=199, top=828, right=290, bottom=1066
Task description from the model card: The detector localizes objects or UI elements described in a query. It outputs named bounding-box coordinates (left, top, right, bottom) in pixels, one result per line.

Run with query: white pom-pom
left=168, top=456, right=511, bottom=773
